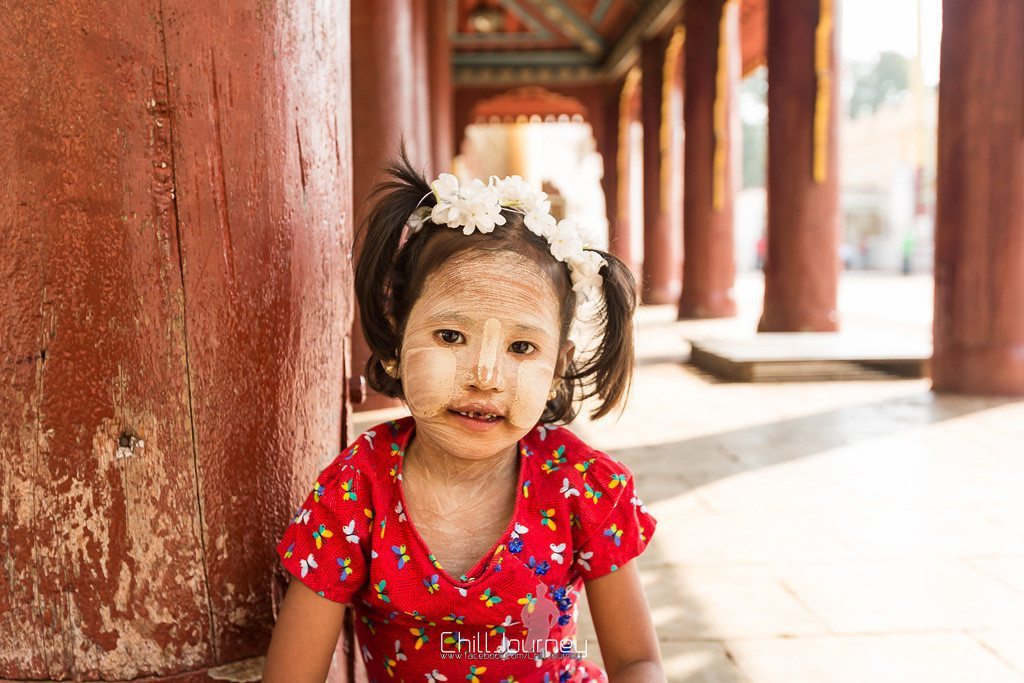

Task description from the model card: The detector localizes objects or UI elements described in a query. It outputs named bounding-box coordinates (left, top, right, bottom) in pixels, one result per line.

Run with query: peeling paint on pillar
left=0, top=1, right=353, bottom=680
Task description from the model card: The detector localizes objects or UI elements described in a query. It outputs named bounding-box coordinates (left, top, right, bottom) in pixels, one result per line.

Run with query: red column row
left=630, top=0, right=838, bottom=327
left=623, top=0, right=1022, bottom=393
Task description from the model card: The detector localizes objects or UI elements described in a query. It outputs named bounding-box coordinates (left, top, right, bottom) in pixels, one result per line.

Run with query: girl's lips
left=447, top=409, right=504, bottom=432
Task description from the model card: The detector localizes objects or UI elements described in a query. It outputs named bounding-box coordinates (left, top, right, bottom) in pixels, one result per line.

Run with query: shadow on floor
left=576, top=384, right=1017, bottom=682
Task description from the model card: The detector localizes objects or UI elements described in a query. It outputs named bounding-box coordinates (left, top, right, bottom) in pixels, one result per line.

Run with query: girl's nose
left=473, top=318, right=506, bottom=391
left=473, top=361, right=506, bottom=391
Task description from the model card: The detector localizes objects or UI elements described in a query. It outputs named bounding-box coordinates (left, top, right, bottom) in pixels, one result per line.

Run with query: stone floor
left=355, top=271, right=1024, bottom=682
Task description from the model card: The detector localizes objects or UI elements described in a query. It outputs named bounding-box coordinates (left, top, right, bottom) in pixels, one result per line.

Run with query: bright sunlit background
left=843, top=0, right=941, bottom=86
left=455, top=0, right=944, bottom=278
left=736, top=0, right=943, bottom=274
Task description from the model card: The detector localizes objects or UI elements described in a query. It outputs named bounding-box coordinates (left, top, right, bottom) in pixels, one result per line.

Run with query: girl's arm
left=263, top=579, right=347, bottom=682
left=585, top=560, right=667, bottom=682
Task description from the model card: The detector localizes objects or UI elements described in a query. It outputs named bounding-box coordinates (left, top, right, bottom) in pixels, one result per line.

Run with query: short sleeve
left=276, top=453, right=373, bottom=603
left=572, top=455, right=657, bottom=580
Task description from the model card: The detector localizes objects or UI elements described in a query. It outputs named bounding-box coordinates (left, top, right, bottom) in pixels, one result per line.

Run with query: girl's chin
left=411, top=417, right=527, bottom=452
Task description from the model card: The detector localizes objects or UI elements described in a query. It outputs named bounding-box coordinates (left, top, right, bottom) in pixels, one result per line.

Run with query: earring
left=382, top=359, right=398, bottom=378
left=547, top=387, right=558, bottom=400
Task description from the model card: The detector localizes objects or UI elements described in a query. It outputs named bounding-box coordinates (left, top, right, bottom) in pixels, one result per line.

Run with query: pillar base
left=642, top=282, right=682, bottom=306
left=932, top=343, right=1024, bottom=395
left=677, top=290, right=737, bottom=319
left=757, top=307, right=840, bottom=333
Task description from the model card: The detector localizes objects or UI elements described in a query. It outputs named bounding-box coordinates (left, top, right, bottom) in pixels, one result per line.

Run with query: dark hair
left=354, top=147, right=636, bottom=423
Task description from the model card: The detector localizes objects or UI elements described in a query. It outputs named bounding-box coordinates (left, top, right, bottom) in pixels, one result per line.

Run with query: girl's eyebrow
left=425, top=313, right=552, bottom=338
left=425, top=313, right=475, bottom=328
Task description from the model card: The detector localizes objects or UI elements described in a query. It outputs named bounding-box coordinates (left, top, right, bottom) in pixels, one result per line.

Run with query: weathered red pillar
left=678, top=0, right=740, bottom=319
left=759, top=0, right=841, bottom=331
left=933, top=0, right=1024, bottom=393
left=640, top=29, right=686, bottom=305
left=351, top=0, right=425, bottom=410
left=0, top=2, right=352, bottom=679
left=428, top=0, right=455, bottom=175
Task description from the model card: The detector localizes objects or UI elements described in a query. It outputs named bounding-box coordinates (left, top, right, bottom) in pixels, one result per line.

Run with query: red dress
left=277, top=417, right=657, bottom=682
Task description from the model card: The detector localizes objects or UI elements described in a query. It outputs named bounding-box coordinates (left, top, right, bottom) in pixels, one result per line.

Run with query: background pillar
left=0, top=1, right=352, bottom=678
left=933, top=0, right=1024, bottom=393
left=351, top=0, right=425, bottom=411
left=612, top=67, right=643, bottom=278
left=599, top=79, right=623, bottom=253
left=640, top=29, right=685, bottom=305
left=678, top=0, right=740, bottom=319
left=759, top=0, right=841, bottom=332
left=428, top=0, right=455, bottom=175
left=411, top=0, right=434, bottom=170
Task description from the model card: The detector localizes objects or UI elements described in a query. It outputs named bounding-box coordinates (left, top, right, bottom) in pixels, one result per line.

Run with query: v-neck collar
left=389, top=417, right=532, bottom=587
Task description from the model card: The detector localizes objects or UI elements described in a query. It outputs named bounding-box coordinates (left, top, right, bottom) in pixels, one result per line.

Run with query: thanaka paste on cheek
left=508, top=358, right=555, bottom=428
left=401, top=347, right=457, bottom=417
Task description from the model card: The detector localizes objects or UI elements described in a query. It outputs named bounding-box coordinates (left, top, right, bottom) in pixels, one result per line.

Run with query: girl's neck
left=405, top=432, right=519, bottom=487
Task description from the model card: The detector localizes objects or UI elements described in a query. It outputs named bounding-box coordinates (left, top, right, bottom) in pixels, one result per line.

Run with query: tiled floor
left=355, top=271, right=1024, bottom=682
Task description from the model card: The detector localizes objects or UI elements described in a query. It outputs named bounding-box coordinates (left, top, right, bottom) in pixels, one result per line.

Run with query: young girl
left=264, top=152, right=664, bottom=682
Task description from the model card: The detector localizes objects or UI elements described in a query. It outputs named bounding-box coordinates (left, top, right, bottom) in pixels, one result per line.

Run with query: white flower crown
left=406, top=173, right=607, bottom=304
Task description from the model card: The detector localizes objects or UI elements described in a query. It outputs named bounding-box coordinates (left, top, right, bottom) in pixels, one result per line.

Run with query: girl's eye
left=509, top=341, right=536, bottom=355
left=436, top=329, right=464, bottom=344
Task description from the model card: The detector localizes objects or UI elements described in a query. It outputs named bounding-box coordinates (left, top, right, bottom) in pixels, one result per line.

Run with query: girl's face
left=398, top=249, right=571, bottom=461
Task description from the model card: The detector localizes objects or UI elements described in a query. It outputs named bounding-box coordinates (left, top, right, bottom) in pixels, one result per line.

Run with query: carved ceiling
left=451, top=0, right=767, bottom=85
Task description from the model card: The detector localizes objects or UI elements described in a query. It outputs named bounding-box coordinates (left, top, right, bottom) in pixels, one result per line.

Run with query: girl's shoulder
left=334, top=416, right=416, bottom=478
left=522, top=424, right=656, bottom=579
left=521, top=422, right=632, bottom=477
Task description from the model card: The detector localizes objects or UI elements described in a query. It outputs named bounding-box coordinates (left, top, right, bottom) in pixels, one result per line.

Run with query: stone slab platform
left=688, top=332, right=932, bottom=382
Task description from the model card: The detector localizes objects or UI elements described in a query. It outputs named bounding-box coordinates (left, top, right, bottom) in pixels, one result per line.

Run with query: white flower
left=492, top=175, right=546, bottom=213
left=431, top=173, right=460, bottom=201
left=575, top=220, right=601, bottom=249
left=548, top=218, right=583, bottom=262
left=569, top=250, right=606, bottom=301
left=458, top=180, right=506, bottom=234
left=429, top=176, right=506, bottom=235
left=430, top=199, right=461, bottom=227
left=524, top=201, right=556, bottom=237
left=407, top=206, right=431, bottom=232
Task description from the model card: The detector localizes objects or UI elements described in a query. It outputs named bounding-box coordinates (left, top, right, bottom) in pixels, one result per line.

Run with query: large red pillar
left=933, top=0, right=1024, bottom=394
left=759, top=0, right=841, bottom=331
left=678, top=0, right=740, bottom=319
left=640, top=29, right=686, bottom=305
left=0, top=2, right=352, bottom=679
left=351, top=0, right=426, bottom=410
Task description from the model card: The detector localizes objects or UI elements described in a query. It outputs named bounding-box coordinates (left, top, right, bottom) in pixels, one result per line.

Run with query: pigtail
left=353, top=144, right=433, bottom=396
left=561, top=250, right=637, bottom=421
